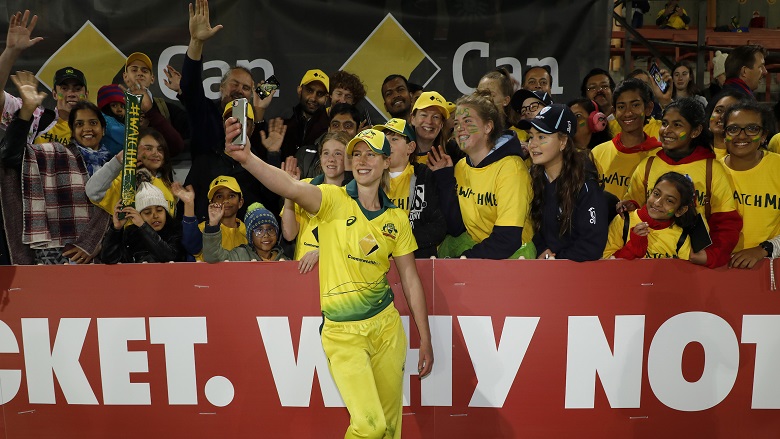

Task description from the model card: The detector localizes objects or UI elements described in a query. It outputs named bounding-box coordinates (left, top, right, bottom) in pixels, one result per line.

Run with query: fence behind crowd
left=0, top=258, right=777, bottom=437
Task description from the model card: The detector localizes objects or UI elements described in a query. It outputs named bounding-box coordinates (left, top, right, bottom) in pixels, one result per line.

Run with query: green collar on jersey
left=345, top=179, right=396, bottom=220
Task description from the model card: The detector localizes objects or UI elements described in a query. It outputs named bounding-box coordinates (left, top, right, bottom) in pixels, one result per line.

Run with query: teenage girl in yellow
left=624, top=97, right=742, bottom=268
left=706, top=90, right=745, bottom=160
left=224, top=121, right=433, bottom=439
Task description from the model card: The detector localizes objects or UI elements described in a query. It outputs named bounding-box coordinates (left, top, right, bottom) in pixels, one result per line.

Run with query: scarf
left=77, top=143, right=112, bottom=176
left=612, top=132, right=662, bottom=154
left=613, top=206, right=674, bottom=259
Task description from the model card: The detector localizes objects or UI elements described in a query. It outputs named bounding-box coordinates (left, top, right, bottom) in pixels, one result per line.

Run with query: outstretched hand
left=163, top=65, right=182, bottom=94
left=6, top=10, right=43, bottom=53
left=10, top=71, right=46, bottom=111
left=261, top=117, right=287, bottom=153
left=426, top=145, right=453, bottom=172
left=208, top=202, right=225, bottom=226
left=281, top=156, right=300, bottom=180
left=171, top=182, right=195, bottom=205
left=188, top=0, right=222, bottom=42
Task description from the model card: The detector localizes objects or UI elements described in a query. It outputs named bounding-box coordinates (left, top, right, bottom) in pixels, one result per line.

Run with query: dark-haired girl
left=604, top=172, right=700, bottom=261
left=625, top=97, right=741, bottom=268
left=672, top=62, right=707, bottom=107
left=706, top=90, right=745, bottom=160
left=720, top=101, right=780, bottom=268
left=519, top=104, right=608, bottom=261
left=567, top=98, right=612, bottom=150
left=592, top=79, right=661, bottom=199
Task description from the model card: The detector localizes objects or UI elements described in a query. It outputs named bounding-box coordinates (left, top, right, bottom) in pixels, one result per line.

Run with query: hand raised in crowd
left=10, top=71, right=46, bottom=110
left=281, top=156, right=300, bottom=180
left=171, top=182, right=195, bottom=206
left=253, top=80, right=274, bottom=110
left=426, top=145, right=453, bottom=172
left=6, top=10, right=43, bottom=53
left=650, top=68, right=673, bottom=107
left=298, top=249, right=319, bottom=274
left=224, top=117, right=253, bottom=163
left=729, top=247, right=766, bottom=269
left=208, top=202, right=225, bottom=226
left=188, top=0, right=222, bottom=43
left=62, top=245, right=94, bottom=265
left=261, top=117, right=287, bottom=153
left=111, top=201, right=129, bottom=230
left=163, top=65, right=182, bottom=94
left=119, top=82, right=153, bottom=113
left=122, top=206, right=146, bottom=228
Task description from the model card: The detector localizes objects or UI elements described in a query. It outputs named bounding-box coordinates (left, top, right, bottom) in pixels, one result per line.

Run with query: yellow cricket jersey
left=591, top=135, right=660, bottom=199
left=415, top=151, right=429, bottom=165
left=454, top=155, right=531, bottom=243
left=289, top=177, right=321, bottom=260
left=388, top=164, right=415, bottom=215
left=314, top=181, right=417, bottom=322
left=721, top=151, right=780, bottom=251
left=608, top=118, right=661, bottom=140
left=511, top=126, right=528, bottom=142
left=34, top=118, right=70, bottom=145
left=714, top=147, right=727, bottom=161
left=625, top=151, right=737, bottom=217
left=603, top=210, right=692, bottom=260
left=194, top=220, right=247, bottom=261
left=94, top=174, right=176, bottom=218
left=768, top=133, right=780, bottom=154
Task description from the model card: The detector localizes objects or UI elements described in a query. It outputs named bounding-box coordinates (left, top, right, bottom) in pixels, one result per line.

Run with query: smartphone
left=649, top=63, right=669, bottom=93
left=688, top=213, right=712, bottom=254
left=255, top=75, right=280, bottom=99
left=231, top=98, right=248, bottom=146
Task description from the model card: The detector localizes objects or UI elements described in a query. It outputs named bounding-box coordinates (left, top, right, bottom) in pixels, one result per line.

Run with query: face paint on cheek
left=578, top=120, right=587, bottom=128
left=725, top=135, right=733, bottom=142
left=678, top=132, right=687, bottom=141
left=78, top=94, right=86, bottom=100
left=751, top=135, right=762, bottom=143
left=666, top=209, right=676, bottom=217
left=466, top=123, right=479, bottom=134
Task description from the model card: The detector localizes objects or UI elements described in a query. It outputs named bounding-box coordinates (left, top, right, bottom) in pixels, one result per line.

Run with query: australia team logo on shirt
left=381, top=223, right=398, bottom=240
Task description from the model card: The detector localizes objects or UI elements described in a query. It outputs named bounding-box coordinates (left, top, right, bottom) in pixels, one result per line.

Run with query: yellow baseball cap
left=412, top=91, right=450, bottom=119
left=208, top=175, right=242, bottom=200
left=125, top=52, right=153, bottom=70
left=300, top=69, right=329, bottom=92
left=373, top=118, right=415, bottom=141
left=222, top=100, right=255, bottom=121
left=346, top=129, right=391, bottom=156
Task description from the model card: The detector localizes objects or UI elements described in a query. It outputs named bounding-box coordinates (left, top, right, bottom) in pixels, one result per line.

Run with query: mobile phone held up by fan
left=649, top=63, right=669, bottom=93
left=231, top=98, right=248, bottom=146
left=255, top=75, right=280, bottom=99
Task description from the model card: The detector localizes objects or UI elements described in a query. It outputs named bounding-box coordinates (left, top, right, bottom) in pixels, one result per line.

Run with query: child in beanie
left=203, top=202, right=287, bottom=262
left=101, top=170, right=185, bottom=263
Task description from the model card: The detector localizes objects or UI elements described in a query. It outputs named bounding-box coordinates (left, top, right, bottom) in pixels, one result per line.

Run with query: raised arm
left=0, top=10, right=43, bottom=110
left=225, top=117, right=322, bottom=214
left=186, top=0, right=222, bottom=62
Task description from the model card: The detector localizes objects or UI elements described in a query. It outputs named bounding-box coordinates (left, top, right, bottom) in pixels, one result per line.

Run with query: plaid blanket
left=21, top=142, right=91, bottom=249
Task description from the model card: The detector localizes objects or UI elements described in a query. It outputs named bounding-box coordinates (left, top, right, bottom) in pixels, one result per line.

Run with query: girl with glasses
left=720, top=101, right=780, bottom=268
left=203, top=202, right=287, bottom=261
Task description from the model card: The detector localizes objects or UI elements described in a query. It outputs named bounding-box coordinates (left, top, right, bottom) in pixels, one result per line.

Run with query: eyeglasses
left=252, top=227, right=277, bottom=237
left=725, top=124, right=763, bottom=137
left=586, top=85, right=610, bottom=93
left=520, top=101, right=544, bottom=115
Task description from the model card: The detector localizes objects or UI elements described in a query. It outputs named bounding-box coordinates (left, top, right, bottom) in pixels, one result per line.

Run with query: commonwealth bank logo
left=341, top=14, right=440, bottom=121
left=36, top=21, right=126, bottom=104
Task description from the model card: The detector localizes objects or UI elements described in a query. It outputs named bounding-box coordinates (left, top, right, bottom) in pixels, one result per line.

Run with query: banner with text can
left=0, top=259, right=778, bottom=437
left=1, top=0, right=611, bottom=122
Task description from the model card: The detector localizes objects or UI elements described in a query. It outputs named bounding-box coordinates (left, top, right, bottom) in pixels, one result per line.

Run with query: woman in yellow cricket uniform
left=624, top=97, right=742, bottom=268
left=720, top=101, right=780, bottom=268
left=428, top=92, right=533, bottom=259
left=281, top=131, right=351, bottom=273
left=224, top=122, right=433, bottom=439
left=592, top=79, right=661, bottom=199
left=604, top=172, right=699, bottom=261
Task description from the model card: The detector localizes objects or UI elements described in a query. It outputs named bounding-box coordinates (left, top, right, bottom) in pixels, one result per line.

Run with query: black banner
left=2, top=0, right=610, bottom=121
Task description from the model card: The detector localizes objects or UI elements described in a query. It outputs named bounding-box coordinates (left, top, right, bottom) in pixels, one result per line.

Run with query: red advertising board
left=0, top=259, right=777, bottom=438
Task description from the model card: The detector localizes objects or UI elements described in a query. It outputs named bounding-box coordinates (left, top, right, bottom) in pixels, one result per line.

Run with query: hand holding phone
left=256, top=75, right=280, bottom=99
left=231, top=98, right=249, bottom=146
left=649, top=63, right=669, bottom=94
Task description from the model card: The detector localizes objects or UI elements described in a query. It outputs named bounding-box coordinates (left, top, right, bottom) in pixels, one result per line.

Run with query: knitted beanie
left=134, top=170, right=167, bottom=212
left=97, top=84, right=125, bottom=110
left=244, top=202, right=279, bottom=242
left=712, top=51, right=728, bottom=78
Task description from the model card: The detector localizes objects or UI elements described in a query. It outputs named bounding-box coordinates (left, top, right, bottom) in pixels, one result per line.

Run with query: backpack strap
left=703, top=157, right=713, bottom=219
left=153, top=97, right=171, bottom=121
left=621, top=212, right=630, bottom=245
left=676, top=228, right=689, bottom=255
left=642, top=156, right=655, bottom=197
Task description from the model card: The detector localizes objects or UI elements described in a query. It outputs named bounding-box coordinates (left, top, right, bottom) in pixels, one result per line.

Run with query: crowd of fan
left=0, top=2, right=778, bottom=270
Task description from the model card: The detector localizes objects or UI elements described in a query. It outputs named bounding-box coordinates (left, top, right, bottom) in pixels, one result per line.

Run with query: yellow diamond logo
left=359, top=234, right=380, bottom=257
left=37, top=21, right=126, bottom=104
left=341, top=14, right=440, bottom=121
